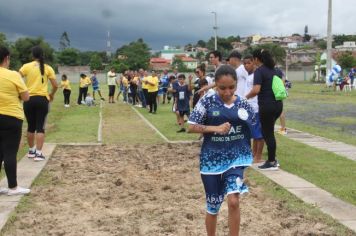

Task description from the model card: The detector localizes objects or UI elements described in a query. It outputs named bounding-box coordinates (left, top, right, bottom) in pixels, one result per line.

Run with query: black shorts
left=178, top=110, right=190, bottom=117
left=108, top=85, right=116, bottom=96
left=23, top=96, right=49, bottom=133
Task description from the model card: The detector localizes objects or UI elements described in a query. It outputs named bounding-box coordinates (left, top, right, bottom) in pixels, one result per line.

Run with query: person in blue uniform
left=174, top=74, right=192, bottom=132
left=188, top=65, right=257, bottom=236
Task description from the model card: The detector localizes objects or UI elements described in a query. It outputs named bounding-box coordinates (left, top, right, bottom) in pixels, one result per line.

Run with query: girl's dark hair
left=32, top=46, right=45, bottom=76
left=80, top=73, right=86, bottom=78
left=197, top=63, right=206, bottom=74
left=0, top=46, right=10, bottom=63
left=169, top=75, right=176, bottom=81
left=178, top=74, right=185, bottom=79
left=252, top=49, right=275, bottom=69
left=62, top=74, right=67, bottom=80
left=215, top=65, right=237, bottom=82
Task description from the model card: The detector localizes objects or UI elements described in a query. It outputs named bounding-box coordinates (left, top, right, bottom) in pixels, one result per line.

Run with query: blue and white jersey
left=91, top=76, right=99, bottom=88
left=188, top=91, right=257, bottom=174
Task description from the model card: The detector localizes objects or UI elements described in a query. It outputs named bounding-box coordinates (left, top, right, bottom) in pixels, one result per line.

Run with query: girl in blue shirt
left=188, top=65, right=257, bottom=236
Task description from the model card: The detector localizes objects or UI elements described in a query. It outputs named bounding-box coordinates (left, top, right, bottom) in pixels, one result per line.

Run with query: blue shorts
left=201, top=166, right=248, bottom=215
left=251, top=113, right=263, bottom=139
left=93, top=86, right=100, bottom=92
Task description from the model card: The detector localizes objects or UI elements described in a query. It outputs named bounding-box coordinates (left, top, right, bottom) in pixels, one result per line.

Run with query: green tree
left=14, top=37, right=55, bottom=66
left=171, top=57, right=188, bottom=72
left=59, top=31, right=70, bottom=51
left=89, top=54, right=103, bottom=70
left=196, top=40, right=207, bottom=48
left=57, top=48, right=80, bottom=65
left=337, top=52, right=356, bottom=70
left=115, top=38, right=150, bottom=70
left=333, top=34, right=356, bottom=47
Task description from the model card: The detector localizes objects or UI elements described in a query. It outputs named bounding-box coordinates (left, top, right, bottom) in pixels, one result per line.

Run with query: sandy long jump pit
left=4, top=143, right=346, bottom=235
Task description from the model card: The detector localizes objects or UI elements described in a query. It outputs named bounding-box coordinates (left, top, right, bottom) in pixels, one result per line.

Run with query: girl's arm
left=245, top=84, right=260, bottom=99
left=188, top=122, right=231, bottom=135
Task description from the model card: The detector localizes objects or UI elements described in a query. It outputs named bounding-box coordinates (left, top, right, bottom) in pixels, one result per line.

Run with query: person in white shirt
left=107, top=68, right=117, bottom=103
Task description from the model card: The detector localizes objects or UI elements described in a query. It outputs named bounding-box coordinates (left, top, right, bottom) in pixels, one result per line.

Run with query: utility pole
left=106, top=30, right=112, bottom=60
left=211, top=11, right=218, bottom=50
left=326, top=0, right=332, bottom=83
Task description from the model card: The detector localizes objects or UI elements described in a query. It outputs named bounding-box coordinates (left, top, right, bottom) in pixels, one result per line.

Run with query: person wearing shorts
left=91, top=70, right=105, bottom=101
left=188, top=65, right=257, bottom=236
left=19, top=46, right=58, bottom=161
left=175, top=74, right=192, bottom=132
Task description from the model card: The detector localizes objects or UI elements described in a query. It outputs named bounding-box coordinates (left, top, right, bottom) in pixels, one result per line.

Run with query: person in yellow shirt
left=60, top=74, right=71, bottom=107
left=19, top=46, right=58, bottom=162
left=0, top=46, right=31, bottom=195
left=120, top=72, right=129, bottom=103
left=77, top=73, right=91, bottom=105
left=146, top=70, right=159, bottom=114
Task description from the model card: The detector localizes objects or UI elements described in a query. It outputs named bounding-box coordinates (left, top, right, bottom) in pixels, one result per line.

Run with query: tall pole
left=326, top=0, right=332, bottom=82
left=211, top=11, right=218, bottom=50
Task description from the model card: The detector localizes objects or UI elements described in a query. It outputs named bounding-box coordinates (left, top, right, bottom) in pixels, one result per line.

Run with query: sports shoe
left=7, top=186, right=30, bottom=196
left=0, top=187, right=8, bottom=194
left=177, top=128, right=186, bottom=133
left=258, top=161, right=278, bottom=170
left=27, top=149, right=36, bottom=159
left=275, top=159, right=280, bottom=167
left=101, top=98, right=105, bottom=101
left=277, top=128, right=287, bottom=135
left=33, top=153, right=46, bottom=162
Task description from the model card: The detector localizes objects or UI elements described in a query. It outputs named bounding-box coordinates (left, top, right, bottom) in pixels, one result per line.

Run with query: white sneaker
left=0, top=187, right=8, bottom=194
left=7, top=186, right=30, bottom=196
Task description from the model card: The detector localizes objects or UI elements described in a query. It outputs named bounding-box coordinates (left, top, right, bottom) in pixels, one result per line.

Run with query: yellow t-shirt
left=147, top=76, right=159, bottom=92
left=19, top=61, right=56, bottom=99
left=141, top=76, right=148, bottom=90
left=80, top=76, right=91, bottom=88
left=0, top=67, right=28, bottom=120
left=60, top=80, right=71, bottom=90
left=121, top=77, right=129, bottom=88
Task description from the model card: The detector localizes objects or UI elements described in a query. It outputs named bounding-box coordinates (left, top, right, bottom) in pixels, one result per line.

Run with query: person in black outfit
left=245, top=49, right=283, bottom=170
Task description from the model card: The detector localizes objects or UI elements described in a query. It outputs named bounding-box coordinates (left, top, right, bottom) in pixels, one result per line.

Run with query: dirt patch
left=4, top=144, right=346, bottom=235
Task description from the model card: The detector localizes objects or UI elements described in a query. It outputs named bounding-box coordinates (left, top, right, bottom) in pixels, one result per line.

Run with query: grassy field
left=281, top=81, right=356, bottom=145
left=2, top=82, right=356, bottom=235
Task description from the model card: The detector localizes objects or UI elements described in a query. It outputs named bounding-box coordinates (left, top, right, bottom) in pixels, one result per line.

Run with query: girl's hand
left=216, top=122, right=231, bottom=135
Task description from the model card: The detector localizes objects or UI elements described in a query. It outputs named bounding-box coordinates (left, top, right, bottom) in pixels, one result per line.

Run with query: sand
left=5, top=143, right=343, bottom=236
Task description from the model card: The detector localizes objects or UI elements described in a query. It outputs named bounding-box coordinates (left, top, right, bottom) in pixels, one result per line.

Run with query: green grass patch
left=276, top=135, right=356, bottom=205
left=283, top=81, right=356, bottom=145
left=136, top=103, right=199, bottom=141
left=102, top=101, right=163, bottom=144
left=247, top=169, right=356, bottom=235
left=45, top=83, right=100, bottom=143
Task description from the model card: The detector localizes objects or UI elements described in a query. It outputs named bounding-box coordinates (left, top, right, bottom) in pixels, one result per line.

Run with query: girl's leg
left=227, top=193, right=240, bottom=236
left=205, top=213, right=218, bottom=236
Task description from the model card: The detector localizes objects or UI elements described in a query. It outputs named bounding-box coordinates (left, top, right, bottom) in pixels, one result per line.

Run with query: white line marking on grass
left=130, top=106, right=170, bottom=142
left=98, top=100, right=103, bottom=143
left=130, top=106, right=201, bottom=144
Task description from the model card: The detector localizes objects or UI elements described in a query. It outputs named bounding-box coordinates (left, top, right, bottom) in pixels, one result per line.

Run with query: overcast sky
left=0, top=0, right=354, bottom=51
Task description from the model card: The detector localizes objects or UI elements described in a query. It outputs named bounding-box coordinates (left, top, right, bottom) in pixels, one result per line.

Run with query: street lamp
left=211, top=11, right=218, bottom=50
left=326, top=0, right=332, bottom=84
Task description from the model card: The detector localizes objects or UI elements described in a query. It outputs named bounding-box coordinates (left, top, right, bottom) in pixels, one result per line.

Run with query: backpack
left=272, top=75, right=287, bottom=100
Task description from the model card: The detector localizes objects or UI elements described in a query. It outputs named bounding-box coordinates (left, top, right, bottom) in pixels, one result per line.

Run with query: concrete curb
left=0, top=143, right=56, bottom=231
left=251, top=164, right=356, bottom=232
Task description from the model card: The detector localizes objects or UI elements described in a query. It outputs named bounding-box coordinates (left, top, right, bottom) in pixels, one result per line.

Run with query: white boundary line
left=130, top=106, right=170, bottom=142
left=97, top=100, right=103, bottom=143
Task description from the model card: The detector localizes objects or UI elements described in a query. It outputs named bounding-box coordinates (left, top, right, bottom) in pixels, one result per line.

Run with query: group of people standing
left=0, top=45, right=58, bottom=196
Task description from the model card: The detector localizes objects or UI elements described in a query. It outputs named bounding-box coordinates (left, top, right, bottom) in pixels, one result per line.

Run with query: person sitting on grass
left=85, top=93, right=95, bottom=106
left=175, top=74, right=193, bottom=133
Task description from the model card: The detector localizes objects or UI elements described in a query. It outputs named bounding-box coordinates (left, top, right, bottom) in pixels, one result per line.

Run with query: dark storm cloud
left=0, top=0, right=354, bottom=51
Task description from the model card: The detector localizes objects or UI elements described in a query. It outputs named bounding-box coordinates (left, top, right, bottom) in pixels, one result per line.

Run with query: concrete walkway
left=280, top=126, right=356, bottom=161
left=0, top=144, right=56, bottom=230
left=251, top=165, right=356, bottom=232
